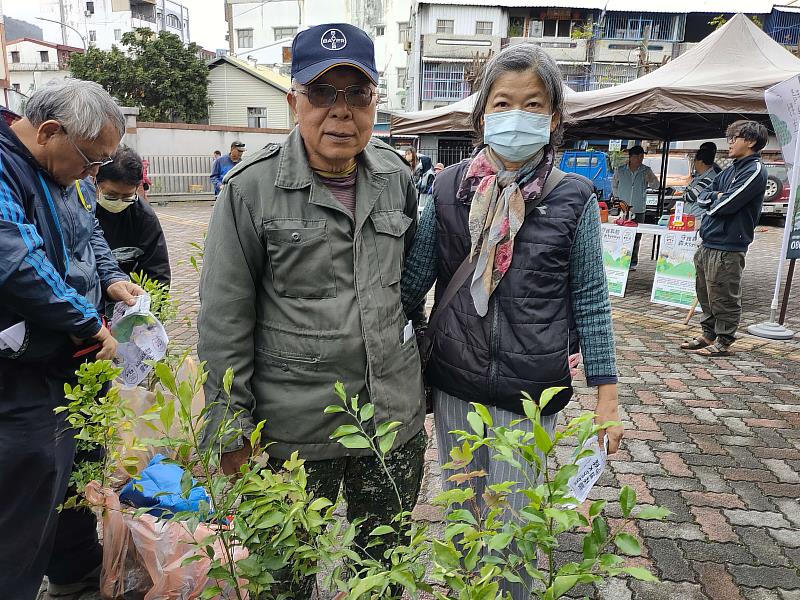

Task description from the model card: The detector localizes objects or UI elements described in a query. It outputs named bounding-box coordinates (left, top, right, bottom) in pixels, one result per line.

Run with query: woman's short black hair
left=727, top=120, right=769, bottom=153
left=695, top=147, right=716, bottom=165
left=96, top=145, right=144, bottom=187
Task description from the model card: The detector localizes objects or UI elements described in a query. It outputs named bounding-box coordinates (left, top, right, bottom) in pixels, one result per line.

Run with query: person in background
left=198, top=23, right=425, bottom=595
left=213, top=150, right=222, bottom=160
left=0, top=80, right=143, bottom=599
left=682, top=144, right=718, bottom=221
left=401, top=44, right=621, bottom=599
left=404, top=146, right=418, bottom=172
left=415, top=154, right=436, bottom=213
left=612, top=145, right=660, bottom=270
left=73, top=145, right=171, bottom=286
left=210, top=141, right=245, bottom=195
left=700, top=141, right=723, bottom=174
left=138, top=157, right=152, bottom=201
left=434, top=162, right=444, bottom=174
left=682, top=120, right=768, bottom=357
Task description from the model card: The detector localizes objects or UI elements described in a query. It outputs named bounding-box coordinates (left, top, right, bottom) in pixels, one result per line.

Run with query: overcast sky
left=3, top=0, right=229, bottom=50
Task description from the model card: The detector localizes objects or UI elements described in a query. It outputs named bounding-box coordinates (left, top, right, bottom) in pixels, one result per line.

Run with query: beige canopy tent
left=391, top=14, right=800, bottom=140
left=388, top=94, right=476, bottom=136
left=566, top=13, right=800, bottom=140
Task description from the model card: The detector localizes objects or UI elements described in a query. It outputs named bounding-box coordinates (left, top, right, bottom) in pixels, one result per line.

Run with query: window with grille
left=543, top=19, right=572, bottom=37
left=603, top=12, right=680, bottom=42
left=398, top=22, right=410, bottom=43
left=166, top=14, right=181, bottom=29
left=436, top=19, right=454, bottom=34
left=422, top=62, right=470, bottom=102
left=397, top=67, right=407, bottom=87
left=39, top=51, right=50, bottom=63
left=237, top=28, right=254, bottom=48
left=89, top=30, right=97, bottom=42
left=475, top=21, right=493, bottom=35
left=12, top=83, right=21, bottom=92
left=375, top=25, right=385, bottom=36
left=274, top=27, right=297, bottom=40
left=248, top=107, right=268, bottom=128
left=86, top=1, right=94, bottom=14
left=10, top=51, right=20, bottom=63
left=114, top=29, right=122, bottom=40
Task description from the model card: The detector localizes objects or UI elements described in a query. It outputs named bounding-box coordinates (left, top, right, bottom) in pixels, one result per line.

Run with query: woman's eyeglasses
left=292, top=84, right=375, bottom=108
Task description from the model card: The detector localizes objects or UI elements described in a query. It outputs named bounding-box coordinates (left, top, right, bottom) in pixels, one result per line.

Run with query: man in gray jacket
left=612, top=145, right=660, bottom=269
left=198, top=23, right=426, bottom=590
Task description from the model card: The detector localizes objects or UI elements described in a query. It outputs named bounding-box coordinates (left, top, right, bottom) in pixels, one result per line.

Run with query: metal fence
left=602, top=12, right=684, bottom=42
left=142, top=155, right=215, bottom=196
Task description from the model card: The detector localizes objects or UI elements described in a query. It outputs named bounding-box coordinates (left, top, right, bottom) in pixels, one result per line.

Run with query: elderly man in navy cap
left=198, top=23, right=425, bottom=592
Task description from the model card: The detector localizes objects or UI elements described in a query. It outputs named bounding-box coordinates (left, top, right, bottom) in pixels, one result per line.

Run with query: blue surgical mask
left=483, top=110, right=552, bottom=163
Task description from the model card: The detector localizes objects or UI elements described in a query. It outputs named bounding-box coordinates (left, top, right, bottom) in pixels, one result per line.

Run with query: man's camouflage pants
left=268, top=428, right=427, bottom=598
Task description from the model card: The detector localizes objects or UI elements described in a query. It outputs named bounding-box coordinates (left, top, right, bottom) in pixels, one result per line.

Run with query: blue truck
left=559, top=150, right=613, bottom=200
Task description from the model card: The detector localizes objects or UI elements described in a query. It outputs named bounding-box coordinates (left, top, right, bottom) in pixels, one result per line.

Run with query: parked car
left=559, top=150, right=613, bottom=200
left=762, top=161, right=790, bottom=216
left=642, top=153, right=693, bottom=214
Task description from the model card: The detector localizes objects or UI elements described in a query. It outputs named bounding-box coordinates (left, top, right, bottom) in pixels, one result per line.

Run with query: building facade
left=5, top=38, right=82, bottom=95
left=225, top=0, right=413, bottom=110
left=207, top=55, right=294, bottom=129
left=404, top=0, right=789, bottom=111
left=38, top=0, right=191, bottom=50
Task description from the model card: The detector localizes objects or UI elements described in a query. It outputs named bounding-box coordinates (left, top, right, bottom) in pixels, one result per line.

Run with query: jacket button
left=291, top=232, right=301, bottom=242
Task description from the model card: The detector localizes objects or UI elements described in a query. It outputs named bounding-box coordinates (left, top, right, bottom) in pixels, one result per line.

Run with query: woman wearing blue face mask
left=401, top=44, right=622, bottom=598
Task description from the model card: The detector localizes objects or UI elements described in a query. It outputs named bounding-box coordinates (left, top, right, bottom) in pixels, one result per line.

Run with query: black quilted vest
left=427, top=160, right=593, bottom=416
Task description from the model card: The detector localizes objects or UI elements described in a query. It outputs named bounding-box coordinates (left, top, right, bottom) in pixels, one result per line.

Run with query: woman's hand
left=596, top=384, right=623, bottom=454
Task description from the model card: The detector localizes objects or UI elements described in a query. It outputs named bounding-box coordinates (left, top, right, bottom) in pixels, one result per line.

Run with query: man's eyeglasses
left=292, top=84, right=375, bottom=108
left=727, top=135, right=741, bottom=144
left=62, top=127, right=114, bottom=169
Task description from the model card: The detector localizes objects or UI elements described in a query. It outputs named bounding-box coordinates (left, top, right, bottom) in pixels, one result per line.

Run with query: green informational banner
left=601, top=224, right=636, bottom=297
left=651, top=230, right=700, bottom=309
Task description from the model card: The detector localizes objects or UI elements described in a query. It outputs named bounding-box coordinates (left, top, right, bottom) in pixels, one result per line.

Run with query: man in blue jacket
left=0, top=80, right=143, bottom=599
left=209, top=140, right=245, bottom=195
left=682, top=120, right=768, bottom=356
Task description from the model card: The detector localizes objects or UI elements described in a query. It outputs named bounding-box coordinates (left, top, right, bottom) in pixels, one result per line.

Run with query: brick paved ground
left=146, top=203, right=800, bottom=598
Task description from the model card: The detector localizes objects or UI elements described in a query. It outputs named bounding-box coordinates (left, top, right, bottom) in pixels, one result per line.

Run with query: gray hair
left=25, top=79, right=125, bottom=141
left=470, top=43, right=568, bottom=147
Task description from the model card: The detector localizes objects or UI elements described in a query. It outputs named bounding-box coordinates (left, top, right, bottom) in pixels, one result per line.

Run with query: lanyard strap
left=74, top=180, right=91, bottom=211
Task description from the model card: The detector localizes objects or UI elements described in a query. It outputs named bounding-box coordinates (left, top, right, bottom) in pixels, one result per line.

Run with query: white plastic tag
left=402, top=320, right=414, bottom=344
left=567, top=435, right=608, bottom=505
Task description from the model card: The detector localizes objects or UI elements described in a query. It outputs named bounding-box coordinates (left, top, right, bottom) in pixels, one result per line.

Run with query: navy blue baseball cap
left=291, top=23, right=378, bottom=85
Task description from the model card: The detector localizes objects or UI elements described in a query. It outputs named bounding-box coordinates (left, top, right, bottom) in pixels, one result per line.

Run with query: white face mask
left=483, top=110, right=552, bottom=163
left=98, top=193, right=136, bottom=213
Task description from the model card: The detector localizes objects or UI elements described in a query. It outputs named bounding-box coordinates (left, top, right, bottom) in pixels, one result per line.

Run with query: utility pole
left=637, top=23, right=650, bottom=77
left=225, top=0, right=234, bottom=55
left=58, top=0, right=69, bottom=46
left=1, top=0, right=9, bottom=103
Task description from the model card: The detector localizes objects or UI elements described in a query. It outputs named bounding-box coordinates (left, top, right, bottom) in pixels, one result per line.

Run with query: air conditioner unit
left=403, top=40, right=412, bottom=52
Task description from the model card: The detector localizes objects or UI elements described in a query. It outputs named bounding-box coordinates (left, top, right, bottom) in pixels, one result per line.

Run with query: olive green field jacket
left=198, top=128, right=426, bottom=460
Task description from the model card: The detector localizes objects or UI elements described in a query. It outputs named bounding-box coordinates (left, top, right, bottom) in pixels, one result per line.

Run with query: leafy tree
left=70, top=28, right=209, bottom=123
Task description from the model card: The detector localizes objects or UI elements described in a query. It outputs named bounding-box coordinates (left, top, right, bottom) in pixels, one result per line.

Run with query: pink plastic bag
left=86, top=482, right=248, bottom=600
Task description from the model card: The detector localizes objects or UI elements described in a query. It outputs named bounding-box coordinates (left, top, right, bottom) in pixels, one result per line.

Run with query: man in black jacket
left=683, top=120, right=768, bottom=356
left=75, top=145, right=171, bottom=286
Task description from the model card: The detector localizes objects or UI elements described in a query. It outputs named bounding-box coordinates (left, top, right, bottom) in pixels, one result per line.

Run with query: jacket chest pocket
left=370, top=210, right=412, bottom=287
left=265, top=220, right=337, bottom=298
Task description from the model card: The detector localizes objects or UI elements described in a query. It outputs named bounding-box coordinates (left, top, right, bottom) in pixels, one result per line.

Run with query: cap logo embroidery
left=321, top=28, right=347, bottom=51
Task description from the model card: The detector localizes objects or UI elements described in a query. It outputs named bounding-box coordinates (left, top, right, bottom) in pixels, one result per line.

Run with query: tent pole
left=657, top=137, right=670, bottom=218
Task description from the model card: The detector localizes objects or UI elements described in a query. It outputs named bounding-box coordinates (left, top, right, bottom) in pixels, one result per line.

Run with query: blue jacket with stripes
left=0, top=112, right=127, bottom=361
left=697, top=154, right=767, bottom=253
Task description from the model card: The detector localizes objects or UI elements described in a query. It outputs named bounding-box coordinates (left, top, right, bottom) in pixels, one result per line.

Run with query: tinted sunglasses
left=292, top=83, right=374, bottom=108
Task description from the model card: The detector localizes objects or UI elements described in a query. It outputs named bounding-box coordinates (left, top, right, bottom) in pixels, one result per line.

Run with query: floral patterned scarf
left=456, top=145, right=555, bottom=316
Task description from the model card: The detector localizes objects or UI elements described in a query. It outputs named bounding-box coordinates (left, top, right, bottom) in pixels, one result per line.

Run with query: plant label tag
left=402, top=320, right=414, bottom=344
left=567, top=435, right=608, bottom=504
